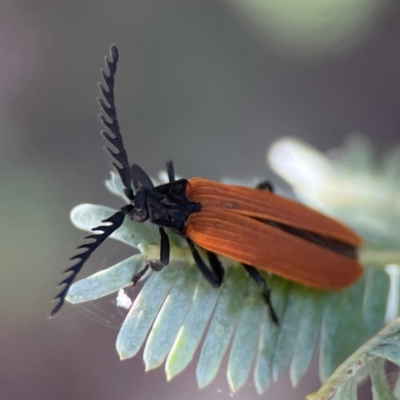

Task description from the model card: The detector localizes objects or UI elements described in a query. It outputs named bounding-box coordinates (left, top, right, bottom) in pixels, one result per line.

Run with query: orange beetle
left=52, top=45, right=363, bottom=323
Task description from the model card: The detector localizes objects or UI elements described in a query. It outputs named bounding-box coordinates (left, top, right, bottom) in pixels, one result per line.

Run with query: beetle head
left=132, top=188, right=149, bottom=222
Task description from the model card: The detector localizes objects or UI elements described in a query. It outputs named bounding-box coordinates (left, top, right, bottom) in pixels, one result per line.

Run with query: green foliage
left=66, top=136, right=400, bottom=397
left=308, top=318, right=400, bottom=400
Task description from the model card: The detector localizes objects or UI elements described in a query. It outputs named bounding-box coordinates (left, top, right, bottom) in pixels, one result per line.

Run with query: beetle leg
left=132, top=263, right=150, bottom=286
left=242, top=264, right=279, bottom=325
left=148, top=227, right=170, bottom=272
left=256, top=181, right=274, bottom=192
left=186, top=238, right=221, bottom=287
left=207, top=251, right=225, bottom=283
left=166, top=160, right=175, bottom=182
left=131, top=228, right=169, bottom=282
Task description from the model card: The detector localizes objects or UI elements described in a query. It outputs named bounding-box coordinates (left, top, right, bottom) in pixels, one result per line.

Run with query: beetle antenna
left=99, top=45, right=134, bottom=201
left=50, top=206, right=133, bottom=316
left=51, top=45, right=137, bottom=317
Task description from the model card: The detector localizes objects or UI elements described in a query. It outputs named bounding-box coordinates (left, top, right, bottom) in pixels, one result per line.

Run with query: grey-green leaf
left=70, top=204, right=159, bottom=246
left=331, top=375, right=358, bottom=400
left=254, top=277, right=290, bottom=394
left=144, top=264, right=198, bottom=370
left=116, top=266, right=175, bottom=360
left=290, top=288, right=325, bottom=386
left=307, top=313, right=400, bottom=399
left=165, top=272, right=219, bottom=380
left=370, top=358, right=397, bottom=400
left=273, top=283, right=308, bottom=381
left=66, top=254, right=144, bottom=304
left=227, top=283, right=264, bottom=392
left=196, top=267, right=248, bottom=388
left=104, top=171, right=128, bottom=200
left=320, top=276, right=367, bottom=381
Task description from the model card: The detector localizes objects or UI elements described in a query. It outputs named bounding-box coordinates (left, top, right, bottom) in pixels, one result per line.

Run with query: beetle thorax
left=132, top=180, right=201, bottom=234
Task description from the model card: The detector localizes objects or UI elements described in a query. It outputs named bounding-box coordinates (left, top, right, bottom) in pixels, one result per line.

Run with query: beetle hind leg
left=256, top=181, right=274, bottom=192
left=242, top=264, right=279, bottom=325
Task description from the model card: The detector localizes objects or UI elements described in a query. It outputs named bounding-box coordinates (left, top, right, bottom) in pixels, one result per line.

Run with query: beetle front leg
left=131, top=228, right=169, bottom=283
left=132, top=263, right=150, bottom=286
left=147, top=227, right=170, bottom=271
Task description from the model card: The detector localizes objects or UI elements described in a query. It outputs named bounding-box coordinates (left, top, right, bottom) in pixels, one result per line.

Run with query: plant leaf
left=320, top=276, right=367, bottom=381
left=66, top=254, right=144, bottom=303
left=144, top=264, right=198, bottom=370
left=165, top=271, right=219, bottom=380
left=66, top=135, right=400, bottom=397
left=196, top=267, right=248, bottom=388
left=66, top=214, right=390, bottom=395
left=70, top=204, right=159, bottom=247
left=273, top=283, right=309, bottom=380
left=227, top=282, right=264, bottom=392
left=370, top=358, right=397, bottom=400
left=307, top=312, right=400, bottom=399
left=331, top=375, right=358, bottom=400
left=104, top=171, right=128, bottom=201
left=254, top=277, right=291, bottom=393
left=290, top=288, right=325, bottom=386
left=116, top=264, right=176, bottom=360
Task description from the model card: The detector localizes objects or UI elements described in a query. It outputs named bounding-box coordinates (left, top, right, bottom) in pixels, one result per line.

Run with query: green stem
left=139, top=243, right=193, bottom=264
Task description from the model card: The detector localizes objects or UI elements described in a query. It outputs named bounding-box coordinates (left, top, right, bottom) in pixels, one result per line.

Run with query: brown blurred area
left=1, top=1, right=400, bottom=399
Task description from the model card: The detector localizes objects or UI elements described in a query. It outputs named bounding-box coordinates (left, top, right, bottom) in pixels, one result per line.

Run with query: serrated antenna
left=51, top=46, right=134, bottom=316
left=50, top=210, right=129, bottom=316
left=99, top=45, right=134, bottom=201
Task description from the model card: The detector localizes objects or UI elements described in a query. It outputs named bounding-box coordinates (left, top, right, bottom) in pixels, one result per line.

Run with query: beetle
left=51, top=45, right=364, bottom=323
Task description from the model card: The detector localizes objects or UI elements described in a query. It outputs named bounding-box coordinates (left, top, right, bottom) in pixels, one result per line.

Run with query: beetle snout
left=133, top=208, right=149, bottom=222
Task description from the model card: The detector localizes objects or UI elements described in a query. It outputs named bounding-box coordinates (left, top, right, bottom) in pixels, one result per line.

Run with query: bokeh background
left=2, top=1, right=400, bottom=399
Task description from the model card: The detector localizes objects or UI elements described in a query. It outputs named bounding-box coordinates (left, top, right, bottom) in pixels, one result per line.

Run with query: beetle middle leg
left=186, top=238, right=222, bottom=287
left=242, top=264, right=279, bottom=325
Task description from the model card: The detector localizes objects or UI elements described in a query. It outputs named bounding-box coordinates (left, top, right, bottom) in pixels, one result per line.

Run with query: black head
left=132, top=188, right=150, bottom=222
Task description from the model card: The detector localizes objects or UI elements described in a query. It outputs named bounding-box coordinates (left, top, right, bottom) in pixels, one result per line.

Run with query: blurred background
left=1, top=1, right=400, bottom=399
